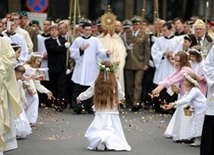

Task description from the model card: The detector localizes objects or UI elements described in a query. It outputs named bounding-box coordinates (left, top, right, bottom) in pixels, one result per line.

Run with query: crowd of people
left=0, top=10, right=214, bottom=154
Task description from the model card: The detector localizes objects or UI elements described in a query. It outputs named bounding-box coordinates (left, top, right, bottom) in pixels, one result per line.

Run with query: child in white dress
left=76, top=61, right=131, bottom=151
left=23, top=52, right=53, bottom=125
left=14, top=65, right=32, bottom=138
left=163, top=72, right=206, bottom=147
left=188, top=45, right=207, bottom=95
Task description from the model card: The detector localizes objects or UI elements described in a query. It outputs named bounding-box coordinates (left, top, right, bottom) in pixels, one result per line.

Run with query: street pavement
left=5, top=107, right=199, bottom=155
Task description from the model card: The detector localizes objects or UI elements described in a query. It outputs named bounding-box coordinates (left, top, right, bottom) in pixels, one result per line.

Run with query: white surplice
left=151, top=35, right=182, bottom=84
left=37, top=34, right=50, bottom=80
left=70, top=36, right=109, bottom=86
left=2, top=31, right=28, bottom=63
left=203, top=45, right=214, bottom=116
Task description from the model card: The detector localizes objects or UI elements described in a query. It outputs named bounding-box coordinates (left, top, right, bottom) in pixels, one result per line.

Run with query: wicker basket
left=183, top=107, right=193, bottom=116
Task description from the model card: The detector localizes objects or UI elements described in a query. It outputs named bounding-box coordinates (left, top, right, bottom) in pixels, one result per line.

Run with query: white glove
left=66, top=69, right=71, bottom=75
left=64, top=42, right=71, bottom=48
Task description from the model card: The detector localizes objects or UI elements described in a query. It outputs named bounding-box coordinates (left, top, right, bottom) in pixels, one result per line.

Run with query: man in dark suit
left=45, top=25, right=70, bottom=111
left=124, top=16, right=150, bottom=111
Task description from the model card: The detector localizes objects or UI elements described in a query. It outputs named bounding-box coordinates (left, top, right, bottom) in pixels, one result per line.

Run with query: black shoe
left=57, top=108, right=63, bottom=112
left=144, top=105, right=150, bottom=110
left=131, top=106, right=140, bottom=112
left=74, top=108, right=82, bottom=114
left=87, top=110, right=94, bottom=114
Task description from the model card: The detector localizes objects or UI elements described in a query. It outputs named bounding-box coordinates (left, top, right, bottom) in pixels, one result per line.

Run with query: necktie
left=197, top=38, right=201, bottom=46
left=133, top=31, right=136, bottom=37
left=56, top=37, right=61, bottom=46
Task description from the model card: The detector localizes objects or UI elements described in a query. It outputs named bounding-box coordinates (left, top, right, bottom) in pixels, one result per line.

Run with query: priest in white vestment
left=98, top=30, right=127, bottom=91
left=0, top=37, right=21, bottom=154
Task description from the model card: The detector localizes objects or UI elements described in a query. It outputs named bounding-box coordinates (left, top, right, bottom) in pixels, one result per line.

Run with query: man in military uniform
left=96, top=17, right=103, bottom=34
left=122, top=19, right=132, bottom=32
left=124, top=16, right=150, bottom=111
left=19, top=11, right=38, bottom=52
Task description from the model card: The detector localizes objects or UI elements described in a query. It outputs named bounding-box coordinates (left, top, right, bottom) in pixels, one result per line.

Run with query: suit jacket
left=201, top=34, right=214, bottom=55
left=124, top=29, right=150, bottom=70
left=45, top=35, right=67, bottom=73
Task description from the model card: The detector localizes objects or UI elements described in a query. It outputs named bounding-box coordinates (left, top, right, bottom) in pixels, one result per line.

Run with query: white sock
left=195, top=137, right=201, bottom=142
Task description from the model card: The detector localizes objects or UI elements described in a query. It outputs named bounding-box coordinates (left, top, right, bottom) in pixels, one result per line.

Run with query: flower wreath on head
left=98, top=61, right=120, bottom=81
left=98, top=61, right=120, bottom=72
left=183, top=73, right=199, bottom=87
left=187, top=48, right=202, bottom=55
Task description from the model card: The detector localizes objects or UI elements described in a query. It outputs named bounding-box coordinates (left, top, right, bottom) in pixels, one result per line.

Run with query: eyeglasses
left=11, top=18, right=19, bottom=21
left=195, top=28, right=204, bottom=31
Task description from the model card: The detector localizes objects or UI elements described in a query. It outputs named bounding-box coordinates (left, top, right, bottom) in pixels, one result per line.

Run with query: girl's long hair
left=175, top=51, right=191, bottom=69
left=93, top=61, right=118, bottom=110
left=25, top=52, right=42, bottom=68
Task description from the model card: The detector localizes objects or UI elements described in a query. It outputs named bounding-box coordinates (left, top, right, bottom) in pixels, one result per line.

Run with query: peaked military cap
left=131, top=15, right=141, bottom=24
left=30, top=20, right=39, bottom=25
left=122, top=19, right=132, bottom=28
left=78, top=18, right=91, bottom=26
left=96, top=17, right=101, bottom=26
left=19, top=11, right=28, bottom=18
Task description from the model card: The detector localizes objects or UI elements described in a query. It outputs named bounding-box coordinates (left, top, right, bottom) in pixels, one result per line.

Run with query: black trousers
left=49, top=70, right=66, bottom=100
left=200, top=115, right=214, bottom=155
left=38, top=80, right=51, bottom=106
left=64, top=72, right=74, bottom=107
left=72, top=83, right=93, bottom=111
left=153, top=84, right=177, bottom=113
left=141, top=67, right=156, bottom=105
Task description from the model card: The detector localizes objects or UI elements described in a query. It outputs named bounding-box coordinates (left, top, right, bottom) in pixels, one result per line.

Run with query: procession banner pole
left=77, top=0, right=81, bottom=21
left=154, top=0, right=159, bottom=37
left=205, top=1, right=209, bottom=25
left=73, top=0, right=77, bottom=36
left=66, top=0, right=73, bottom=69
left=141, top=0, right=146, bottom=20
left=153, top=0, right=157, bottom=35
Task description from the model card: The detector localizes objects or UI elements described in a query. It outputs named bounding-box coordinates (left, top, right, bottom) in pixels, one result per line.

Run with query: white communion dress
left=78, top=81, right=131, bottom=151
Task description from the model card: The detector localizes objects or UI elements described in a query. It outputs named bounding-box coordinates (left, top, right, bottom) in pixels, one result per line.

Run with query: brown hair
left=93, top=61, right=118, bottom=110
left=14, top=65, right=25, bottom=73
left=174, top=51, right=191, bottom=69
left=189, top=45, right=202, bottom=62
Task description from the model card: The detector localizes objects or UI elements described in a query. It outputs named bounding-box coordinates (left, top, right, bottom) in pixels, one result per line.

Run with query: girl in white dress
left=23, top=52, right=53, bottom=125
left=14, top=65, right=32, bottom=138
left=76, top=61, right=131, bottom=151
left=163, top=72, right=206, bottom=147
left=188, top=45, right=207, bottom=95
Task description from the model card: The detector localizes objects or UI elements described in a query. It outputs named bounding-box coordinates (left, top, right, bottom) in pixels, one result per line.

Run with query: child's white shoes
left=190, top=139, right=201, bottom=147
left=97, top=138, right=106, bottom=151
